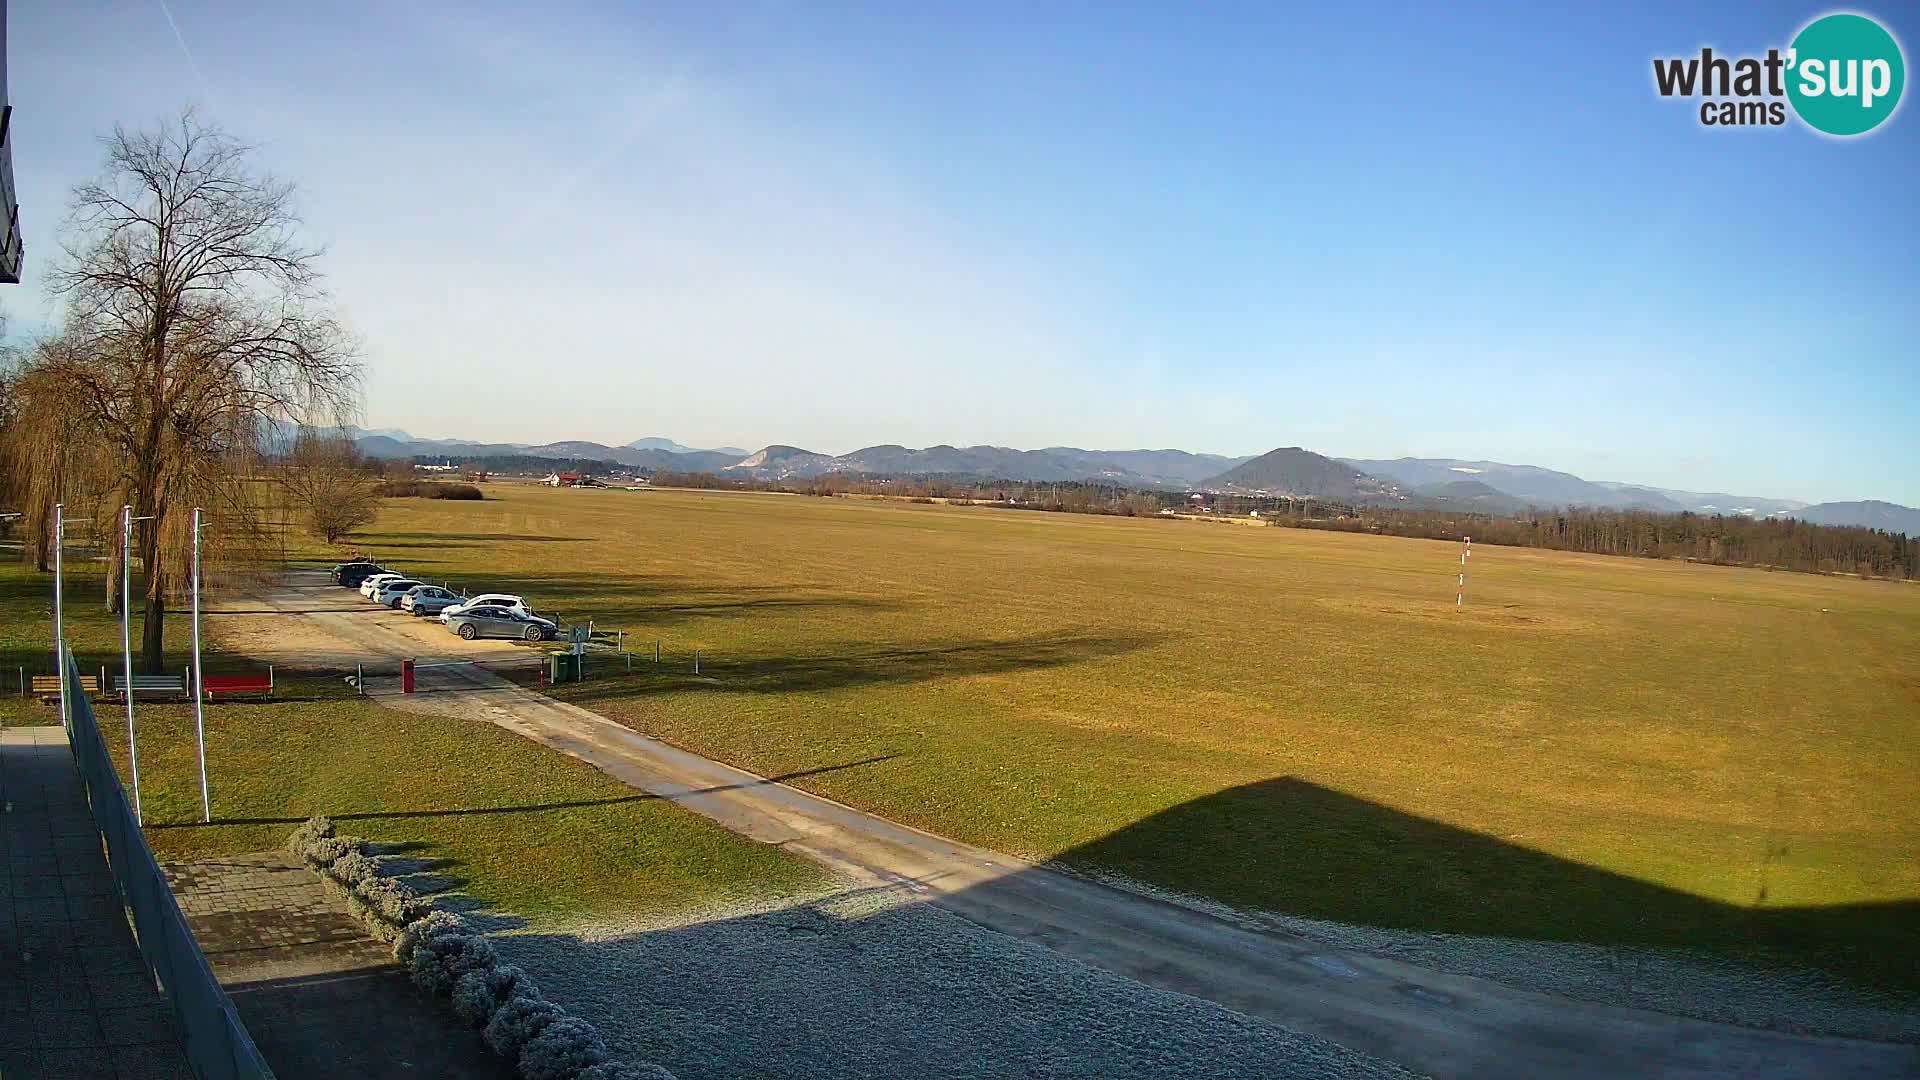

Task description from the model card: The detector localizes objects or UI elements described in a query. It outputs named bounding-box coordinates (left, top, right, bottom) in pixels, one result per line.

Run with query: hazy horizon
left=8, top=2, right=1917, bottom=505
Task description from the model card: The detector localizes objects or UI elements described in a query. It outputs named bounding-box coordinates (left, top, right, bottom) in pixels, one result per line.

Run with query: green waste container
left=549, top=651, right=580, bottom=684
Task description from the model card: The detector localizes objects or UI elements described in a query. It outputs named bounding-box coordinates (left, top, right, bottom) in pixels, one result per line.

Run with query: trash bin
left=548, top=652, right=576, bottom=684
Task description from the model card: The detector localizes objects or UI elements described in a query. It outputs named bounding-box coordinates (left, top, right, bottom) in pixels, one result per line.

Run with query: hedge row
left=287, top=817, right=672, bottom=1080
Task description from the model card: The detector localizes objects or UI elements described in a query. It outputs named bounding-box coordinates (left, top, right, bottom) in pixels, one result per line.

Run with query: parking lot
left=206, top=569, right=557, bottom=672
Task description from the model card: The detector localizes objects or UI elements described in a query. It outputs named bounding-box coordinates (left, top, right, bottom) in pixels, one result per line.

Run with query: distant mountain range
left=1340, top=458, right=1808, bottom=517
left=1207, top=448, right=1401, bottom=502
left=330, top=426, right=1919, bottom=534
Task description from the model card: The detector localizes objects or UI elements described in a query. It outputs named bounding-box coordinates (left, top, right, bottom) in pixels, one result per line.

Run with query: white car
left=371, top=579, right=424, bottom=607
left=359, top=573, right=407, bottom=598
left=439, top=593, right=528, bottom=624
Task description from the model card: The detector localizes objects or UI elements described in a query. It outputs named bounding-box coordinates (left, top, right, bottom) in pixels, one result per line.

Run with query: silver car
left=401, top=585, right=462, bottom=617
left=446, top=605, right=557, bottom=641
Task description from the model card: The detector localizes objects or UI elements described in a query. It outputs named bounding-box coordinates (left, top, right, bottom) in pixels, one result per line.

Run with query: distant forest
left=648, top=470, right=1920, bottom=582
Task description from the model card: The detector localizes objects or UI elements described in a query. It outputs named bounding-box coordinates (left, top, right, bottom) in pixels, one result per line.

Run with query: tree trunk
left=106, top=541, right=123, bottom=615
left=141, top=593, right=167, bottom=675
left=138, top=511, right=167, bottom=674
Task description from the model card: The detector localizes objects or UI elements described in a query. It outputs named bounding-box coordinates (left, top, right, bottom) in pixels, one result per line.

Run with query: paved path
left=219, top=574, right=1920, bottom=1080
left=1, top=726, right=194, bottom=1080
left=164, top=851, right=512, bottom=1080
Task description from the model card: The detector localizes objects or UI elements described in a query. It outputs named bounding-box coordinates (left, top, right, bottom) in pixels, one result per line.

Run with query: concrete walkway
left=0, top=726, right=193, bottom=1080
left=163, top=852, right=512, bottom=1080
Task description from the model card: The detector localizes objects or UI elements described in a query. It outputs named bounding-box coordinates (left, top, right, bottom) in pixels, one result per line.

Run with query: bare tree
left=15, top=109, right=360, bottom=671
left=283, top=429, right=380, bottom=544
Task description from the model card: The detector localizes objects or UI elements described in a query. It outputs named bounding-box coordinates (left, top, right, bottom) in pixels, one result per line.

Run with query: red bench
left=202, top=672, right=273, bottom=699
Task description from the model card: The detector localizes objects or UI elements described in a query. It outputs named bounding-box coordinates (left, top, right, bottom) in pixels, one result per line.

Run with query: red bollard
left=401, top=657, right=415, bottom=694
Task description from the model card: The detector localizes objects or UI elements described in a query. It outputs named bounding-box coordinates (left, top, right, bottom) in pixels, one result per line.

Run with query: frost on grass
left=495, top=890, right=1420, bottom=1080
left=577, top=1063, right=677, bottom=1080
left=1072, top=867, right=1920, bottom=1045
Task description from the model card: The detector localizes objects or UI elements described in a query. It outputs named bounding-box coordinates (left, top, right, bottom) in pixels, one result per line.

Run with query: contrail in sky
left=156, top=0, right=218, bottom=107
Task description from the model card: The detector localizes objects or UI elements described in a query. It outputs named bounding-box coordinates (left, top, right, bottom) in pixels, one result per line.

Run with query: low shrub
left=519, top=1016, right=610, bottom=1080
left=484, top=994, right=566, bottom=1060
left=410, top=928, right=497, bottom=995
left=286, top=815, right=336, bottom=856
left=300, top=834, right=359, bottom=870
left=355, top=875, right=431, bottom=933
left=452, top=964, right=531, bottom=1028
left=284, top=819, right=675, bottom=1080
left=328, top=851, right=381, bottom=888
left=393, top=909, right=467, bottom=966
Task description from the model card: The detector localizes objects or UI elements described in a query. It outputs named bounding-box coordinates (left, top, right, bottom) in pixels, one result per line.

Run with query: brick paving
left=0, top=725, right=194, bottom=1080
left=164, top=851, right=513, bottom=1080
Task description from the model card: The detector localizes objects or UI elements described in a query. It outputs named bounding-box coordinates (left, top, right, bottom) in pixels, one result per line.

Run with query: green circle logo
left=1787, top=13, right=1905, bottom=136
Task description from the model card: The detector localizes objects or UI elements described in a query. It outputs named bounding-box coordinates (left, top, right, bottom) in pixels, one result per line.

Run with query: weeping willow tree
left=8, top=109, right=359, bottom=672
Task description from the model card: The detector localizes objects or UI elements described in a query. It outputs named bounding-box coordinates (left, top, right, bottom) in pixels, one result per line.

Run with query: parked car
left=446, top=605, right=557, bottom=641
left=371, top=579, right=424, bottom=607
left=334, top=562, right=386, bottom=587
left=438, top=593, right=528, bottom=623
left=359, top=572, right=408, bottom=598
left=401, top=585, right=463, bottom=617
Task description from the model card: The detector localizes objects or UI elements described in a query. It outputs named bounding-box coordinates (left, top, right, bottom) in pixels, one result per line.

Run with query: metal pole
left=122, top=506, right=144, bottom=823
left=191, top=508, right=210, bottom=823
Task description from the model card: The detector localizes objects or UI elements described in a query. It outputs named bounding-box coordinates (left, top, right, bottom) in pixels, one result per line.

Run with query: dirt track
left=211, top=572, right=1920, bottom=1080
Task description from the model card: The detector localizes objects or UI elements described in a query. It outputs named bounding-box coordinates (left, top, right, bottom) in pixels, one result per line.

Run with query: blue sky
left=7, top=1, right=1916, bottom=504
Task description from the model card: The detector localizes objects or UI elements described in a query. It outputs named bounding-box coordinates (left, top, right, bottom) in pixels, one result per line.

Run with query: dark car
left=446, top=606, right=558, bottom=641
left=333, top=561, right=386, bottom=587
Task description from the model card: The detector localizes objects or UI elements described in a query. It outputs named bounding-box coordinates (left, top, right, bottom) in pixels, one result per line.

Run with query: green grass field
left=0, top=556, right=826, bottom=923
left=329, top=484, right=1918, bottom=991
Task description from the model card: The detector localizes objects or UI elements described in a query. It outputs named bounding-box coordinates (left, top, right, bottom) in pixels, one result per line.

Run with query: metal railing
left=61, top=647, right=277, bottom=1080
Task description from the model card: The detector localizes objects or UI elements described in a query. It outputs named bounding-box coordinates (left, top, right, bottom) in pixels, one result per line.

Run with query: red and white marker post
left=1457, top=536, right=1472, bottom=607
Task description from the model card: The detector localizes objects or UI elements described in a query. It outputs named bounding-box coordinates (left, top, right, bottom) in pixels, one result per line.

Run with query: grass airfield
left=330, top=483, right=1919, bottom=993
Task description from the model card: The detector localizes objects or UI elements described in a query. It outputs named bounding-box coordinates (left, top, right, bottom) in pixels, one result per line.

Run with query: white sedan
left=359, top=573, right=407, bottom=599
left=371, top=579, right=425, bottom=607
left=439, top=593, right=529, bottom=623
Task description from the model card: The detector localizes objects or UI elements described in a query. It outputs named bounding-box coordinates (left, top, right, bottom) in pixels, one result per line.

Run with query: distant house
left=542, top=472, right=582, bottom=488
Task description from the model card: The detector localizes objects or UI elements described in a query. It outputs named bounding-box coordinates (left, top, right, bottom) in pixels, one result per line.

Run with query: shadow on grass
left=146, top=755, right=900, bottom=830
left=562, top=632, right=1165, bottom=702
left=1057, top=776, right=1920, bottom=998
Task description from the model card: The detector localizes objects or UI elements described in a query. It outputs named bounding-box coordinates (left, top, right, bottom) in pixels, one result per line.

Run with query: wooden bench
left=31, top=675, right=99, bottom=701
left=113, top=674, right=189, bottom=699
left=202, top=672, right=273, bottom=699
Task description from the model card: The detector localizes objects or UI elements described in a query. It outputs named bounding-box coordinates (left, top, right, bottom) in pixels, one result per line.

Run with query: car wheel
left=524, top=625, right=542, bottom=641
left=458, top=624, right=478, bottom=640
